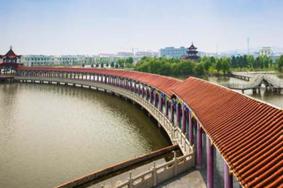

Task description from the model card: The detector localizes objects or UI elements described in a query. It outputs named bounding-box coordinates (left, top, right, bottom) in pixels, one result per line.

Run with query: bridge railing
left=116, top=152, right=193, bottom=188
left=224, top=75, right=264, bottom=90
left=263, top=75, right=283, bottom=88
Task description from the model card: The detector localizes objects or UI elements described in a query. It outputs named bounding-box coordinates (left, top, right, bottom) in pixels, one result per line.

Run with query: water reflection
left=0, top=83, right=170, bottom=188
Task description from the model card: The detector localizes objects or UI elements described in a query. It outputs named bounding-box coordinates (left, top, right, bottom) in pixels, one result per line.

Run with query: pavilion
left=0, top=46, right=22, bottom=74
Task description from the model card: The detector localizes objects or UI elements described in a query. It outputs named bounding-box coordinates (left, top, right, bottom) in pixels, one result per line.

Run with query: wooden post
left=182, top=106, right=187, bottom=133
left=206, top=136, right=214, bottom=188
left=224, top=162, right=233, bottom=188
left=188, top=111, right=193, bottom=144
left=196, top=123, right=202, bottom=169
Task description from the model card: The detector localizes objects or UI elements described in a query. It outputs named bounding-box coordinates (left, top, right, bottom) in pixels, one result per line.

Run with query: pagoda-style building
left=182, top=43, right=200, bottom=61
left=0, top=46, right=22, bottom=74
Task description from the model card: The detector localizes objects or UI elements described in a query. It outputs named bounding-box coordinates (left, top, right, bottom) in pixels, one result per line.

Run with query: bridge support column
left=188, top=111, right=193, bottom=144
left=182, top=106, right=187, bottom=133
left=159, top=94, right=163, bottom=112
left=177, top=103, right=182, bottom=128
left=224, top=162, right=233, bottom=188
left=166, top=100, right=169, bottom=117
left=206, top=136, right=214, bottom=188
left=171, top=101, right=175, bottom=123
left=196, top=123, right=202, bottom=169
left=150, top=90, right=154, bottom=104
left=155, top=93, right=159, bottom=107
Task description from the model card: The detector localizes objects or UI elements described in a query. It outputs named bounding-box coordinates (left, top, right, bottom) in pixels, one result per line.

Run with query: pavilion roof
left=1, top=48, right=21, bottom=59
left=188, top=43, right=197, bottom=50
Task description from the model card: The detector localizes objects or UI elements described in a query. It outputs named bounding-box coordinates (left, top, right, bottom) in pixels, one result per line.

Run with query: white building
left=21, top=55, right=93, bottom=66
left=21, top=55, right=55, bottom=66
left=117, top=52, right=134, bottom=57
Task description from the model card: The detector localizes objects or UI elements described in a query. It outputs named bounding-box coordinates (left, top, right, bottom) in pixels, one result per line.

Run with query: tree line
left=134, top=56, right=230, bottom=77
left=134, top=55, right=283, bottom=77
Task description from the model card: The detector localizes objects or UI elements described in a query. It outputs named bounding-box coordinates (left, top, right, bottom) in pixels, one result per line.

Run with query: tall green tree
left=277, top=55, right=283, bottom=72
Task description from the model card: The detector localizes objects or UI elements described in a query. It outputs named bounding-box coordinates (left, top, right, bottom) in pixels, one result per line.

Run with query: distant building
left=22, top=55, right=55, bottom=66
left=117, top=52, right=134, bottom=57
left=182, top=43, right=200, bottom=60
left=259, top=47, right=273, bottom=57
left=135, top=51, right=158, bottom=58
left=22, top=55, right=90, bottom=66
left=57, top=55, right=80, bottom=65
left=97, top=53, right=116, bottom=57
left=160, top=47, right=187, bottom=58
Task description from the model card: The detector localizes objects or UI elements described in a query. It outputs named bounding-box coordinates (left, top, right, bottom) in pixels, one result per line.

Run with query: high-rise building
left=160, top=47, right=187, bottom=58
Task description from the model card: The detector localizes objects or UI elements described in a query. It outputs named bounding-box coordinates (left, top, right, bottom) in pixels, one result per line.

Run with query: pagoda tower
left=183, top=43, right=200, bottom=61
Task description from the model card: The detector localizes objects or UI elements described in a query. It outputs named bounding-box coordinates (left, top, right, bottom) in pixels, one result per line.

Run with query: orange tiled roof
left=171, top=77, right=283, bottom=188
left=17, top=66, right=182, bottom=96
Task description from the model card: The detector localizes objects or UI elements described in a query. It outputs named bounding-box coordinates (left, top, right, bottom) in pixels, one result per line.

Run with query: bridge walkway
left=157, top=170, right=206, bottom=188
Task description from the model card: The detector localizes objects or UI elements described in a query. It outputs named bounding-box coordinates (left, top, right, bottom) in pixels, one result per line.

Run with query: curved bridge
left=226, top=74, right=283, bottom=93
left=14, top=66, right=283, bottom=188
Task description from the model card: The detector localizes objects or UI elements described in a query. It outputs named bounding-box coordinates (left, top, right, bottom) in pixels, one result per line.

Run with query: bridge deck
left=157, top=170, right=206, bottom=188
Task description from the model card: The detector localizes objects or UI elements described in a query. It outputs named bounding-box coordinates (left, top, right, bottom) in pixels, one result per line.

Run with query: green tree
left=277, top=55, right=283, bottom=72
left=195, top=63, right=205, bottom=76
left=216, top=59, right=222, bottom=73
left=246, top=55, right=255, bottom=69
left=221, top=58, right=231, bottom=74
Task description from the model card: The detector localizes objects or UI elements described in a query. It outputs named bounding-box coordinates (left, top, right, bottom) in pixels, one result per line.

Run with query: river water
left=0, top=83, right=170, bottom=188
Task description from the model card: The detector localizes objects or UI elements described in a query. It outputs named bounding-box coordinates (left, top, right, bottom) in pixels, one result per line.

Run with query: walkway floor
left=157, top=170, right=206, bottom=188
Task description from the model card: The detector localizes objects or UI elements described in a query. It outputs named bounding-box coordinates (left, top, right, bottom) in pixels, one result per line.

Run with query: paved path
left=157, top=170, right=206, bottom=188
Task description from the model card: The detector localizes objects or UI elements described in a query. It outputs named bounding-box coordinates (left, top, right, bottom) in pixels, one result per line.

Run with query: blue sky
left=0, top=0, right=282, bottom=55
